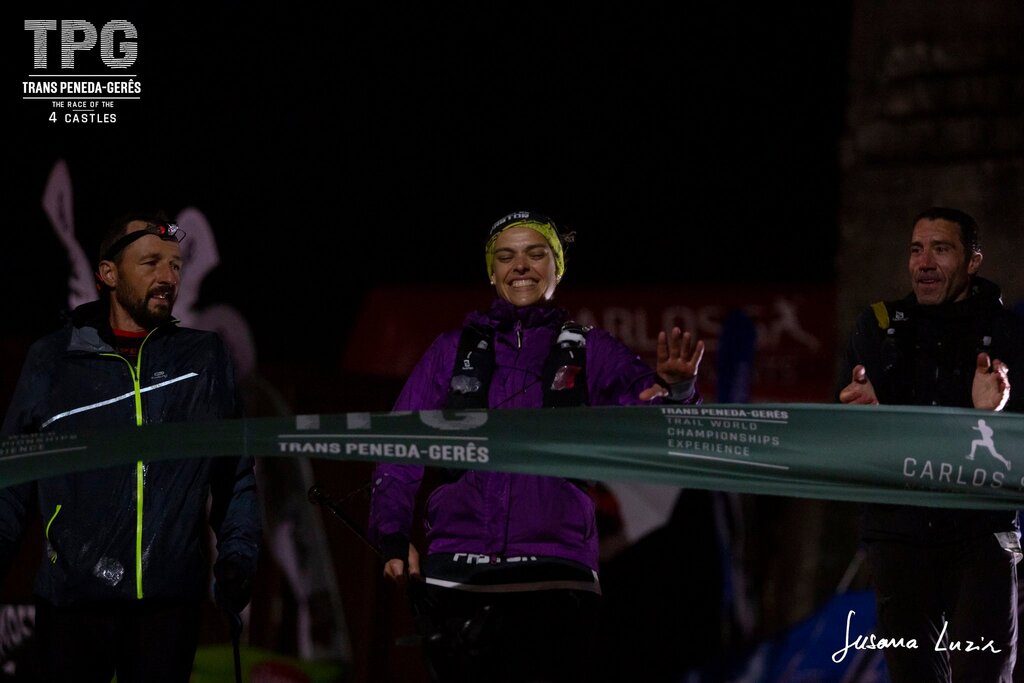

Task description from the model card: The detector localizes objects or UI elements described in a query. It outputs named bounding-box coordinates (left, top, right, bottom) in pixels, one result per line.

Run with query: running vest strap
left=543, top=323, right=590, bottom=408
left=443, top=320, right=593, bottom=490
left=872, top=299, right=995, bottom=365
left=446, top=321, right=592, bottom=409
left=446, top=324, right=497, bottom=410
left=872, top=299, right=996, bottom=405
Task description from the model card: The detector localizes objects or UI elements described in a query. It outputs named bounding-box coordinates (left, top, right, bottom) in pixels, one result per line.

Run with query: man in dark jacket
left=0, top=214, right=261, bottom=682
left=838, top=207, right=1022, bottom=682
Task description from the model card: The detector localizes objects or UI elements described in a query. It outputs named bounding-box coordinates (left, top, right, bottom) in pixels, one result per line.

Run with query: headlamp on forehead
left=101, top=222, right=186, bottom=262
left=485, top=210, right=567, bottom=279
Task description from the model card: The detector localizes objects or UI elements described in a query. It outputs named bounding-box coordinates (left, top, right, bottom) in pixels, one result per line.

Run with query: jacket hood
left=65, top=300, right=114, bottom=353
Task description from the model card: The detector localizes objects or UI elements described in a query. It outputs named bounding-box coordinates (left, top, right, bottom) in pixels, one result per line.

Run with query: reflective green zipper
left=100, top=327, right=156, bottom=600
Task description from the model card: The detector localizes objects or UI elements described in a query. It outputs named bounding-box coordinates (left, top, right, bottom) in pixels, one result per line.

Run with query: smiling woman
left=366, top=210, right=707, bottom=682
left=487, top=221, right=562, bottom=307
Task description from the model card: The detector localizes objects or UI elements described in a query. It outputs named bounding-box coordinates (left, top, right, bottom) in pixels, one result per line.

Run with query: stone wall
left=838, top=0, right=1024, bottom=344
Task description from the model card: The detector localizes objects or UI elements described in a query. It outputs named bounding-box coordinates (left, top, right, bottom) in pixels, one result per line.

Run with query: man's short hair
left=914, top=207, right=981, bottom=255
left=97, top=210, right=172, bottom=266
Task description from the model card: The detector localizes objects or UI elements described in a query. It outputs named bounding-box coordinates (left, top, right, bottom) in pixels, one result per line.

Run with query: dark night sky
left=8, top=4, right=851, bottom=366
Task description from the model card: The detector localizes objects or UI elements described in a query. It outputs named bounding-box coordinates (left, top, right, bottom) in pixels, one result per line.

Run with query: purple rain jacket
left=368, top=298, right=701, bottom=571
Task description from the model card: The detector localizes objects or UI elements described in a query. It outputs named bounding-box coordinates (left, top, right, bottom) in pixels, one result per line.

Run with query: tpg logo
left=24, top=20, right=138, bottom=70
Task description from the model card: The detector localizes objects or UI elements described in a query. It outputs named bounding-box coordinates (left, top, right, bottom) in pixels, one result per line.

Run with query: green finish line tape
left=2, top=404, right=1022, bottom=510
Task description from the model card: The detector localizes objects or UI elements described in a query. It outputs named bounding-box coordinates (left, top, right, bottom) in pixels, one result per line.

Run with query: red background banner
left=342, top=286, right=838, bottom=402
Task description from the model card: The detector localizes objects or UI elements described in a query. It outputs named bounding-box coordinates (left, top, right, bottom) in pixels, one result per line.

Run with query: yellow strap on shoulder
left=870, top=301, right=889, bottom=329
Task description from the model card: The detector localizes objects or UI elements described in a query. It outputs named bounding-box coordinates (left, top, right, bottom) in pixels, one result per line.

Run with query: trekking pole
left=308, top=485, right=433, bottom=646
left=227, top=608, right=243, bottom=683
left=307, top=485, right=381, bottom=558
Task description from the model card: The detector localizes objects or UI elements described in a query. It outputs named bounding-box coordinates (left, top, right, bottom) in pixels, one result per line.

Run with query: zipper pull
left=515, top=321, right=522, bottom=349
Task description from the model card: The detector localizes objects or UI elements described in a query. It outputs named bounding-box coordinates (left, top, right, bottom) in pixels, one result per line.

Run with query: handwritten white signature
left=832, top=610, right=1002, bottom=664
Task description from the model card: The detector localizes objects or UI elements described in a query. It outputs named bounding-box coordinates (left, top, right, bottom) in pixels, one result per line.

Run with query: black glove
left=213, top=558, right=252, bottom=614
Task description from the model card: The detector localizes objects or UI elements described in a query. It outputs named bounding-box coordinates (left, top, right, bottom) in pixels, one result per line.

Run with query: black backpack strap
left=446, top=323, right=496, bottom=410
left=442, top=320, right=591, bottom=484
left=542, top=321, right=590, bottom=408
left=439, top=324, right=496, bottom=482
left=545, top=322, right=595, bottom=491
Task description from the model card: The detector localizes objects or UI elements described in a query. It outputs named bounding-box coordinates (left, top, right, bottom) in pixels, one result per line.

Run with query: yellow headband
left=485, top=220, right=566, bottom=279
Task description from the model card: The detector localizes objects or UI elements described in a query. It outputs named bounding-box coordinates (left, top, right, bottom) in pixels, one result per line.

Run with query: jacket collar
left=904, top=275, right=1004, bottom=320
left=466, top=298, right=568, bottom=331
left=65, top=299, right=178, bottom=354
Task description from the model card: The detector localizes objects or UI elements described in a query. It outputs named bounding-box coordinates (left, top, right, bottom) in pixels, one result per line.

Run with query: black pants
left=33, top=599, right=202, bottom=683
left=868, top=535, right=1018, bottom=683
left=414, top=584, right=601, bottom=683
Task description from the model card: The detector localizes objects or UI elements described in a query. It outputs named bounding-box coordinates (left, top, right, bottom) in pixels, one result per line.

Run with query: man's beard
left=114, top=280, right=175, bottom=330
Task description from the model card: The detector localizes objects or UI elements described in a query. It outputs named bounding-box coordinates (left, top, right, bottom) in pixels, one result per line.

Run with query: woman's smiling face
left=490, top=227, right=559, bottom=307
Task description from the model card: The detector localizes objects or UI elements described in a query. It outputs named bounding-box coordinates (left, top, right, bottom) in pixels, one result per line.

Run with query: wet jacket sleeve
left=368, top=332, right=454, bottom=561
left=586, top=328, right=701, bottom=407
left=0, top=339, right=53, bottom=577
left=206, top=337, right=261, bottom=579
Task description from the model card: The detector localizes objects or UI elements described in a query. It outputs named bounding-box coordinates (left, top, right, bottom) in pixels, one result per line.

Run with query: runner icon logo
left=965, top=419, right=1011, bottom=471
